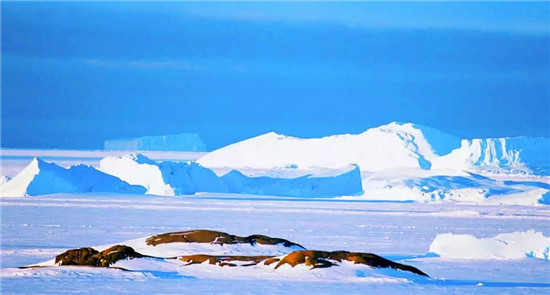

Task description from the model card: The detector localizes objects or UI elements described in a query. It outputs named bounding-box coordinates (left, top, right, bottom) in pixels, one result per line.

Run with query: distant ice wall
left=104, top=133, right=207, bottom=152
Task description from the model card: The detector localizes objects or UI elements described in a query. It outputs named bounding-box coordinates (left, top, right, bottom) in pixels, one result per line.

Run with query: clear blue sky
left=2, top=2, right=549, bottom=150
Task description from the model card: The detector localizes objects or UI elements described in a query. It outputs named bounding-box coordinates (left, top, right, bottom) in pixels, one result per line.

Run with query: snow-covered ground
left=1, top=192, right=549, bottom=294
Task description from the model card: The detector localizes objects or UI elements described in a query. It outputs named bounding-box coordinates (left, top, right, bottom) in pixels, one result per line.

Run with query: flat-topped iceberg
left=104, top=133, right=207, bottom=152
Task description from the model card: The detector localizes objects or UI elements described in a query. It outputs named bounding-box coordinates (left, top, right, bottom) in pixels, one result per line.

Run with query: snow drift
left=198, top=122, right=549, bottom=176
left=99, top=154, right=363, bottom=197
left=104, top=133, right=207, bottom=152
left=428, top=230, right=550, bottom=260
left=0, top=158, right=146, bottom=197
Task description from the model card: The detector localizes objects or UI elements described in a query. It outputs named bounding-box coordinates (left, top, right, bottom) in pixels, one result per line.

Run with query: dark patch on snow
left=145, top=229, right=305, bottom=249
left=55, top=245, right=144, bottom=267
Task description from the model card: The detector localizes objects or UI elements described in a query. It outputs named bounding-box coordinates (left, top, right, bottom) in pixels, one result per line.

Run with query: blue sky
left=2, top=2, right=549, bottom=150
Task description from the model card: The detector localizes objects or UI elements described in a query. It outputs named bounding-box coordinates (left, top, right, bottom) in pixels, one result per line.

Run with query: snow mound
left=197, top=122, right=549, bottom=176
left=104, top=133, right=207, bottom=152
left=99, top=154, right=363, bottom=197
left=428, top=230, right=550, bottom=260
left=0, top=158, right=146, bottom=197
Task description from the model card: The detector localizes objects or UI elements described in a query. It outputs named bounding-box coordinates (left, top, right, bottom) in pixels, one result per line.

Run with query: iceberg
left=428, top=230, right=550, bottom=260
left=0, top=158, right=146, bottom=197
left=197, top=122, right=461, bottom=172
left=2, top=155, right=363, bottom=198
left=197, top=122, right=549, bottom=176
left=104, top=133, right=207, bottom=152
left=99, top=154, right=363, bottom=197
left=432, top=137, right=550, bottom=175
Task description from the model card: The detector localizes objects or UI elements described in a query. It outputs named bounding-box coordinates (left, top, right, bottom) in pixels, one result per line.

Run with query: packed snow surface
left=104, top=133, right=207, bottom=152
left=1, top=192, right=549, bottom=294
left=429, top=230, right=550, bottom=260
left=198, top=122, right=549, bottom=175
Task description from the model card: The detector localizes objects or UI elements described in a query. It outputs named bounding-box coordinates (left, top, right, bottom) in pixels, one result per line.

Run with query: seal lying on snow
left=42, top=229, right=428, bottom=278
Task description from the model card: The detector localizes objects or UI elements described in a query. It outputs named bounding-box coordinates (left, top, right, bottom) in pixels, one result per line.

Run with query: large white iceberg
left=198, top=122, right=460, bottom=172
left=104, top=133, right=207, bottom=152
left=197, top=122, right=550, bottom=176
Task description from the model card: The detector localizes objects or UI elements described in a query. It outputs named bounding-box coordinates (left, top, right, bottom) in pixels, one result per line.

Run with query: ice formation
left=351, top=169, right=550, bottom=206
left=432, top=137, right=550, bottom=175
left=198, top=122, right=549, bottom=175
left=198, top=122, right=461, bottom=171
left=99, top=154, right=363, bottom=197
left=0, top=155, right=363, bottom=198
left=0, top=158, right=146, bottom=197
left=428, top=230, right=550, bottom=260
left=104, top=133, right=207, bottom=152
left=3, top=122, right=549, bottom=204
